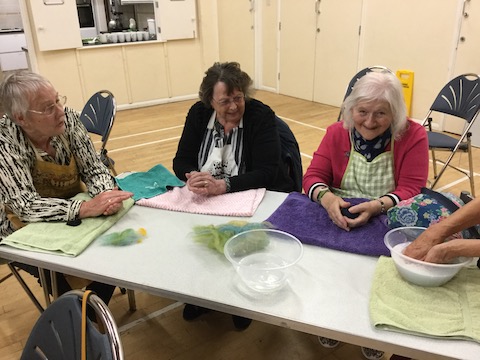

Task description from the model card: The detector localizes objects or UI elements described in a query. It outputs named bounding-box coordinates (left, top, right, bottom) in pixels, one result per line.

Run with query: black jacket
left=173, top=99, right=294, bottom=193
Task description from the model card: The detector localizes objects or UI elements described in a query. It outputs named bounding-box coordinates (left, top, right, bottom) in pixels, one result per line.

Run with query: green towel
left=370, top=256, right=480, bottom=343
left=115, top=164, right=185, bottom=201
left=1, top=193, right=135, bottom=257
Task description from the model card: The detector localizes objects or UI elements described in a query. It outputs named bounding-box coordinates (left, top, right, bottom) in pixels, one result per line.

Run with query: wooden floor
left=2, top=91, right=480, bottom=360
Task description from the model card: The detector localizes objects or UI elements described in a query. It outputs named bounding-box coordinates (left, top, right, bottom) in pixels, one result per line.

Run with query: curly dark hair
left=198, top=62, right=253, bottom=107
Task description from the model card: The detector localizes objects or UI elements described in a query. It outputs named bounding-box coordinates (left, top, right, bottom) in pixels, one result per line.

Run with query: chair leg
left=110, top=165, right=118, bottom=177
left=430, top=142, right=466, bottom=190
left=38, top=268, right=52, bottom=306
left=0, top=271, right=13, bottom=283
left=7, top=264, right=44, bottom=313
left=107, top=158, right=117, bottom=176
left=431, top=149, right=438, bottom=179
left=468, top=141, right=475, bottom=197
left=49, top=270, right=59, bottom=300
left=127, top=289, right=136, bottom=311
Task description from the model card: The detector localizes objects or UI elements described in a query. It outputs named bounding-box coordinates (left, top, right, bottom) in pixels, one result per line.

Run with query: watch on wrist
left=376, top=198, right=386, bottom=214
left=316, top=186, right=330, bottom=202
left=224, top=177, right=231, bottom=193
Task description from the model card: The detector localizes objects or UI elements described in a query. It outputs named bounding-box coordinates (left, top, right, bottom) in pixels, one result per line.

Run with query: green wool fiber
left=192, top=221, right=273, bottom=254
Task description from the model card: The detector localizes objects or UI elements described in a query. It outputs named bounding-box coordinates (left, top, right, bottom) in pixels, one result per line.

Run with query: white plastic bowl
left=224, top=229, right=303, bottom=293
left=384, top=227, right=472, bottom=287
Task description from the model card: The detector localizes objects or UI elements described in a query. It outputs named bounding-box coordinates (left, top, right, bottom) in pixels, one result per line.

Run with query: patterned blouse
left=0, top=108, right=115, bottom=240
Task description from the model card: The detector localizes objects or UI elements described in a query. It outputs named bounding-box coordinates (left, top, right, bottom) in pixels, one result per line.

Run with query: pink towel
left=136, top=186, right=266, bottom=217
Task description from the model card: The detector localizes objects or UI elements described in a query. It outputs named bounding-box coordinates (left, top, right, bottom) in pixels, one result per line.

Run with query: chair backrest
left=80, top=90, right=116, bottom=149
left=342, top=65, right=394, bottom=101
left=275, top=116, right=303, bottom=192
left=21, top=289, right=124, bottom=360
left=429, top=73, right=480, bottom=124
left=337, top=65, right=394, bottom=121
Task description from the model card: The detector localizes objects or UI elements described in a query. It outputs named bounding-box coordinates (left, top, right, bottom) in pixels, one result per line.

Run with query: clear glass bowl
left=224, top=229, right=303, bottom=293
left=384, top=227, right=472, bottom=287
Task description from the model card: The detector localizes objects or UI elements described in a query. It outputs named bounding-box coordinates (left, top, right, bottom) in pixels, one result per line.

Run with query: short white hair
left=341, top=71, right=408, bottom=138
left=0, top=71, right=53, bottom=119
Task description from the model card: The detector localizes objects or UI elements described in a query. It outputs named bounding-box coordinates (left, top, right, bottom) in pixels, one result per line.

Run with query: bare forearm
left=433, top=198, right=480, bottom=240
left=405, top=197, right=480, bottom=260
left=425, top=239, right=480, bottom=263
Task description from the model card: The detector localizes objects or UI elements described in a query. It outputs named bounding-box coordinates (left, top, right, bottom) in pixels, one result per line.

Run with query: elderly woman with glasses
left=304, top=71, right=429, bottom=232
left=173, top=62, right=295, bottom=330
left=0, top=71, right=132, bottom=305
left=303, top=71, right=428, bottom=360
left=173, top=61, right=294, bottom=196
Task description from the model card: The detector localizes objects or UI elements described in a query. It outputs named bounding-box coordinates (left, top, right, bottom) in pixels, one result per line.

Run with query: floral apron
left=333, top=137, right=395, bottom=199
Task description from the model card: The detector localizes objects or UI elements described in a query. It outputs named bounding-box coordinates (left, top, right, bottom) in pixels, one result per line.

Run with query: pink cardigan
left=303, top=119, right=429, bottom=202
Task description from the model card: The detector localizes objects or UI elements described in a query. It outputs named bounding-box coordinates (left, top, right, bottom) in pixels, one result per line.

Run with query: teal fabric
left=116, top=164, right=185, bottom=201
left=1, top=193, right=134, bottom=256
left=370, top=256, right=480, bottom=343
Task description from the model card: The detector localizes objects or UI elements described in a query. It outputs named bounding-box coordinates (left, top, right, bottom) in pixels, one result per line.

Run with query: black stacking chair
left=80, top=90, right=117, bottom=176
left=79, top=90, right=136, bottom=309
left=21, top=289, right=124, bottom=360
left=338, top=65, right=394, bottom=121
left=422, top=73, right=480, bottom=196
left=276, top=116, right=303, bottom=192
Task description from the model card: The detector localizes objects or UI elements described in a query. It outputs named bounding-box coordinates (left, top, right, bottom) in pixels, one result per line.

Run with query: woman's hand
left=424, top=239, right=480, bottom=263
left=422, top=241, right=454, bottom=263
left=79, top=188, right=133, bottom=219
left=321, top=192, right=352, bottom=231
left=185, top=171, right=226, bottom=196
left=343, top=200, right=379, bottom=229
left=321, top=196, right=381, bottom=231
left=403, top=230, right=442, bottom=260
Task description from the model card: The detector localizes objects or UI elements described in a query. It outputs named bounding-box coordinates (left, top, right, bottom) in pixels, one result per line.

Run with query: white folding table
left=0, top=191, right=478, bottom=360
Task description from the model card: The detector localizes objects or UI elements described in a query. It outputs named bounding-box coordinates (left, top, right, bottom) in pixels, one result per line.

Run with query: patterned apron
left=333, top=136, right=395, bottom=199
left=7, top=136, right=90, bottom=288
left=7, top=136, right=85, bottom=229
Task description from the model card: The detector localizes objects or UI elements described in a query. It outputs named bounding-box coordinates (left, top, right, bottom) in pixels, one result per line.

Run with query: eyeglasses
left=212, top=94, right=245, bottom=107
left=27, top=95, right=67, bottom=116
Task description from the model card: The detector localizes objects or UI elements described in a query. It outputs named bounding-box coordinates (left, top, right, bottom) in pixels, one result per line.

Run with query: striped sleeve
left=0, top=110, right=114, bottom=240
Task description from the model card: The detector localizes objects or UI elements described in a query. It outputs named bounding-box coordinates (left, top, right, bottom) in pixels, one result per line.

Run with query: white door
left=278, top=0, right=317, bottom=100
left=217, top=0, right=255, bottom=77
left=313, top=0, right=362, bottom=107
left=27, top=0, right=82, bottom=51
left=258, top=0, right=279, bottom=91
left=359, top=0, right=459, bottom=121
left=278, top=0, right=361, bottom=104
left=157, top=0, right=197, bottom=40
left=445, top=0, right=480, bottom=138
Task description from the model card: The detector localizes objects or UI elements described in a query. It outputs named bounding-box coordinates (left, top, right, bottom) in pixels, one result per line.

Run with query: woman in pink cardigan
left=303, top=71, right=428, bottom=232
left=303, top=71, right=428, bottom=360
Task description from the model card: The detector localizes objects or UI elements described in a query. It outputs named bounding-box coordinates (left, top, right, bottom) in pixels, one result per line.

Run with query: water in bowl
left=237, top=253, right=289, bottom=292
left=393, top=242, right=455, bottom=286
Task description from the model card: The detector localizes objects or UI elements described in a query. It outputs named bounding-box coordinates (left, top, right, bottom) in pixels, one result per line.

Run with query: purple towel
left=266, top=192, right=390, bottom=257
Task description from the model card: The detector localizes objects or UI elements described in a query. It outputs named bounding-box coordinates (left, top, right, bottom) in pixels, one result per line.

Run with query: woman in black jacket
left=173, top=62, right=295, bottom=330
left=173, top=61, right=294, bottom=196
